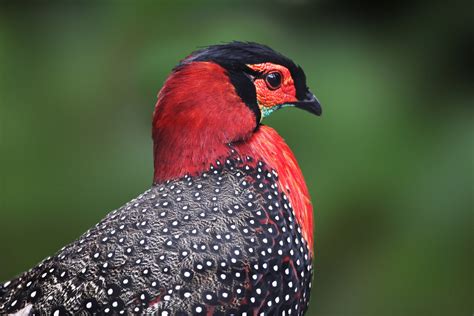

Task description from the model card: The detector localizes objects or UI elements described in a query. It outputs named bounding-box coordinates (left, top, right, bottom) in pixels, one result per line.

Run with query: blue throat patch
left=260, top=104, right=293, bottom=120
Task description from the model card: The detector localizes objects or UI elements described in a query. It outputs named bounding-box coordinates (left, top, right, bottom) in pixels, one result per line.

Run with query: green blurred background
left=0, top=1, right=472, bottom=315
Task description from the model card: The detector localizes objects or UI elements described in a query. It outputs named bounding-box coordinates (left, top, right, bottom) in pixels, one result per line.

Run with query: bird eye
left=264, top=71, right=282, bottom=90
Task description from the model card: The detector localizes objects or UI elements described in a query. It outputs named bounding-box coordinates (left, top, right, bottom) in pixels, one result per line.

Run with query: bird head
left=152, top=42, right=321, bottom=182
left=176, top=41, right=321, bottom=122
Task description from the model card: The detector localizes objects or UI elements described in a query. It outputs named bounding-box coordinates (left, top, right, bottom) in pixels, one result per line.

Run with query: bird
left=0, top=42, right=321, bottom=316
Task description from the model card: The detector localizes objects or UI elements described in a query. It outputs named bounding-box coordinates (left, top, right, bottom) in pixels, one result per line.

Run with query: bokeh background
left=0, top=1, right=472, bottom=315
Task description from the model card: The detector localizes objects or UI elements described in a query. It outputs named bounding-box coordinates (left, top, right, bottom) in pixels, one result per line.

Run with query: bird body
left=0, top=42, right=321, bottom=315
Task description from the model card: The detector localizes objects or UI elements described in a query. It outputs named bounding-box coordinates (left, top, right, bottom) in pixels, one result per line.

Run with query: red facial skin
left=152, top=61, right=314, bottom=253
left=247, top=63, right=298, bottom=109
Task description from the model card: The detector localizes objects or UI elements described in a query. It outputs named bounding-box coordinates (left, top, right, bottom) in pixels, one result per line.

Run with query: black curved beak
left=291, top=91, right=322, bottom=116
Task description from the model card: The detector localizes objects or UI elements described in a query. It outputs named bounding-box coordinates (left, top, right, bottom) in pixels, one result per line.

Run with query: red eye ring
left=264, top=71, right=282, bottom=90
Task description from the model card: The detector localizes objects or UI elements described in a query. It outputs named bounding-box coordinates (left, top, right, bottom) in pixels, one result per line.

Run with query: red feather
left=152, top=62, right=255, bottom=183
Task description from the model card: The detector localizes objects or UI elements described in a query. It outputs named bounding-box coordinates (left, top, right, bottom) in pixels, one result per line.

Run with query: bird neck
left=152, top=138, right=232, bottom=184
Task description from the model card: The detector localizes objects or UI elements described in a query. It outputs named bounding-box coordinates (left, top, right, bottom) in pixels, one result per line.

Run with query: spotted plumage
left=0, top=154, right=312, bottom=315
left=1, top=41, right=321, bottom=315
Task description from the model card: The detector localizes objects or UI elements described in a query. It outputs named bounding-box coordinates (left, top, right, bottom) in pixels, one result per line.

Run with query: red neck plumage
left=152, top=61, right=314, bottom=253
left=152, top=61, right=256, bottom=183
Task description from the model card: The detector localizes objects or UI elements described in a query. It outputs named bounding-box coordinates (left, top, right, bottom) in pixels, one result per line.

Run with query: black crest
left=181, top=42, right=294, bottom=71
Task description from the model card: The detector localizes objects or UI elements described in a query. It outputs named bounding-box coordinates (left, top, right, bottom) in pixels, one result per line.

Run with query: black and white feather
left=0, top=155, right=312, bottom=315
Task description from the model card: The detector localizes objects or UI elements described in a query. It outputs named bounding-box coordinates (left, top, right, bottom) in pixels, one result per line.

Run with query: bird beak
left=291, top=91, right=322, bottom=116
